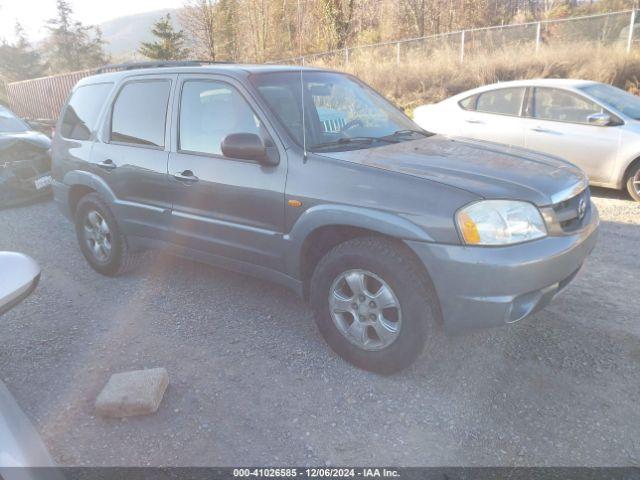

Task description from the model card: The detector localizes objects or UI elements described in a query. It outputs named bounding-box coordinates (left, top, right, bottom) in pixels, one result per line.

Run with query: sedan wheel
left=626, top=164, right=640, bottom=202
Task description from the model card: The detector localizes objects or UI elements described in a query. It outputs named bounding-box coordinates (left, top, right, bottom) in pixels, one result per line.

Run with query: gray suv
left=51, top=64, right=599, bottom=373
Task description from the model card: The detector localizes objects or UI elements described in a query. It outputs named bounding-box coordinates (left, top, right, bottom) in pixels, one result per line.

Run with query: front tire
left=75, top=193, right=141, bottom=276
left=626, top=163, right=640, bottom=202
left=310, top=237, right=439, bottom=374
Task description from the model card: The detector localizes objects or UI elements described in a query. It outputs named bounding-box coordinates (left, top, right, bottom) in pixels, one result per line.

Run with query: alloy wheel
left=328, top=269, right=402, bottom=351
left=83, top=210, right=112, bottom=262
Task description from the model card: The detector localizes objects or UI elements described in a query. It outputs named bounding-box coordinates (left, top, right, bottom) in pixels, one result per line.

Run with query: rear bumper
left=406, top=203, right=599, bottom=334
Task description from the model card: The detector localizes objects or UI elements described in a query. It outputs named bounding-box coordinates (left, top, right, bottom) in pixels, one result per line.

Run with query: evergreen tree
left=43, top=0, right=108, bottom=73
left=0, top=23, right=47, bottom=82
left=139, top=14, right=190, bottom=60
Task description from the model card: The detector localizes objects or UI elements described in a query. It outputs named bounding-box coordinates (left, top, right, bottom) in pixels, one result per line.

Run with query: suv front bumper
left=406, top=203, right=599, bottom=334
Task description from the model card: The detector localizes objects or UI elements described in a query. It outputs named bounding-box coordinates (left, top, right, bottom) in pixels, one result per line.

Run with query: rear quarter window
left=458, top=95, right=477, bottom=111
left=60, top=83, right=113, bottom=140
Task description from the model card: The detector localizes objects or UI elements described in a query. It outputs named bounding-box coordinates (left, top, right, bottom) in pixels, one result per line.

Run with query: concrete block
left=95, top=368, right=168, bottom=418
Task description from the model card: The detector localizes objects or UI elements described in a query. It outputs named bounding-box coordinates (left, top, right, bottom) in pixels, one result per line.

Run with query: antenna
left=298, top=0, right=307, bottom=161
left=300, top=70, right=307, bottom=160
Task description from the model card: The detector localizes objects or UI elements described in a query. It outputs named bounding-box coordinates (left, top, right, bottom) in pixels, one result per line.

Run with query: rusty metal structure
left=6, top=69, right=99, bottom=123
left=5, top=61, right=222, bottom=123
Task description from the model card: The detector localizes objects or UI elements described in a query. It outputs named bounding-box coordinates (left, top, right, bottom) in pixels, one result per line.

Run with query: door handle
left=465, top=119, right=484, bottom=124
left=98, top=159, right=117, bottom=170
left=530, top=126, right=553, bottom=133
left=173, top=170, right=199, bottom=182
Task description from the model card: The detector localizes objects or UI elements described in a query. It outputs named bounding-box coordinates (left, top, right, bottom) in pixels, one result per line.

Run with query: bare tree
left=318, top=0, right=357, bottom=49
left=403, top=0, right=428, bottom=37
left=216, top=0, right=240, bottom=61
left=173, top=0, right=630, bottom=63
left=181, top=0, right=217, bottom=60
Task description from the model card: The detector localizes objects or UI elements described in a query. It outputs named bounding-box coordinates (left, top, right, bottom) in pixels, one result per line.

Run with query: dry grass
left=313, top=43, right=640, bottom=113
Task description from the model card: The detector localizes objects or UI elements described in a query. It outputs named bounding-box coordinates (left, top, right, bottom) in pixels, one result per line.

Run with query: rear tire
left=309, top=236, right=439, bottom=374
left=626, top=163, right=640, bottom=202
left=75, top=193, right=141, bottom=276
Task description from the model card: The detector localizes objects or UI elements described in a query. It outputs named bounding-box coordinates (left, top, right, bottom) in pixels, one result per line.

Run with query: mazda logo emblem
left=577, top=197, right=587, bottom=220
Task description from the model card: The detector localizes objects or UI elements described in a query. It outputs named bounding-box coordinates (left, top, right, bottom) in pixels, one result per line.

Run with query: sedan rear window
left=475, top=87, right=526, bottom=116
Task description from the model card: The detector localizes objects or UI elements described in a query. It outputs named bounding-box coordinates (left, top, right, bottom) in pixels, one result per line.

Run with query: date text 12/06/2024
left=233, top=468, right=400, bottom=478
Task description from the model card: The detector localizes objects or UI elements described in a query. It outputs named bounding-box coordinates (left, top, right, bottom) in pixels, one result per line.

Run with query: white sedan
left=413, top=79, right=640, bottom=201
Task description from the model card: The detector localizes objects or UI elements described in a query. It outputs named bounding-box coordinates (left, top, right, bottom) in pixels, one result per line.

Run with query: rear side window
left=458, top=95, right=477, bottom=111
left=475, top=87, right=525, bottom=116
left=110, top=80, right=171, bottom=147
left=60, top=83, right=113, bottom=140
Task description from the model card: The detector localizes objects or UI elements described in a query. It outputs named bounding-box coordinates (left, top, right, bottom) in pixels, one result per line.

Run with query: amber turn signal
left=458, top=211, right=481, bottom=244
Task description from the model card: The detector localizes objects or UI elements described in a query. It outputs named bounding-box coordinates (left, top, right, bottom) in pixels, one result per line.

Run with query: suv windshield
left=251, top=71, right=427, bottom=152
left=580, top=83, right=640, bottom=120
left=0, top=106, right=30, bottom=133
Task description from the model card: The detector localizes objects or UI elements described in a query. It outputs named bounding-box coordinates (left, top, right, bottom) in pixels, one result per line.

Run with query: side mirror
left=0, top=252, right=40, bottom=317
left=587, top=112, right=613, bottom=126
left=221, top=133, right=279, bottom=166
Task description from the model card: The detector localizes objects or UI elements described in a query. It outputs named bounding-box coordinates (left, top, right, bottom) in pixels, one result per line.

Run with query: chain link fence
left=277, top=9, right=639, bottom=68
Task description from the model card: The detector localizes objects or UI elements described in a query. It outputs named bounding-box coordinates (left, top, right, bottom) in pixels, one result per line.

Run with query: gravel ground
left=0, top=188, right=638, bottom=467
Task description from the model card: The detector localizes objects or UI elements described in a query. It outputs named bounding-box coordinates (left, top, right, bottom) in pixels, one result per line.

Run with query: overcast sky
left=0, top=0, right=184, bottom=42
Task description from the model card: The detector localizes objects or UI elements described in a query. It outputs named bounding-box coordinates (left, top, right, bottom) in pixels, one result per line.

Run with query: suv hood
left=322, top=135, right=587, bottom=206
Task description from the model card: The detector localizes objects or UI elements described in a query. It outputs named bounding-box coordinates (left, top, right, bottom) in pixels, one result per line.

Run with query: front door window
left=179, top=80, right=263, bottom=156
left=532, top=88, right=603, bottom=124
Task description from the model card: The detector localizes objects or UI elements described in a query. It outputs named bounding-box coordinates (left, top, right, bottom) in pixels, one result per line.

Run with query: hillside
left=99, top=8, right=182, bottom=60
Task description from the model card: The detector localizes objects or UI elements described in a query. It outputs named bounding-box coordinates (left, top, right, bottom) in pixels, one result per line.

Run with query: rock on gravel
left=95, top=368, right=169, bottom=418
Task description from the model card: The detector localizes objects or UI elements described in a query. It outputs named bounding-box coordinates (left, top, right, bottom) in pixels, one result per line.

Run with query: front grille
left=551, top=188, right=591, bottom=233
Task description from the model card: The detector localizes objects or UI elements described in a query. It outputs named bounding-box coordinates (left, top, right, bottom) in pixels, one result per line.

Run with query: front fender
left=283, top=204, right=434, bottom=279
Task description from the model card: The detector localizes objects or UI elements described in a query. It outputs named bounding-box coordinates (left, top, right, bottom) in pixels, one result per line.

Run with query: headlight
left=456, top=200, right=547, bottom=245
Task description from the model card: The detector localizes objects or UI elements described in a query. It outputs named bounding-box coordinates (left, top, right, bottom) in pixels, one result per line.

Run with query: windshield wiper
left=310, top=136, right=398, bottom=150
left=384, top=129, right=433, bottom=139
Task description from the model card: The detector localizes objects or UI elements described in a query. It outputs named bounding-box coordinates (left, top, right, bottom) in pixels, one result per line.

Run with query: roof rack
left=96, top=60, right=233, bottom=74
